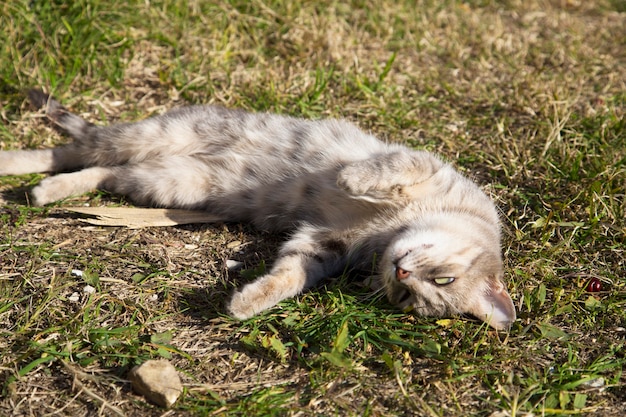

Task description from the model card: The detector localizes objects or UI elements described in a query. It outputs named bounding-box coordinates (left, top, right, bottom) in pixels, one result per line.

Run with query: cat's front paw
left=336, top=162, right=378, bottom=196
left=228, top=290, right=263, bottom=320
left=228, top=273, right=294, bottom=319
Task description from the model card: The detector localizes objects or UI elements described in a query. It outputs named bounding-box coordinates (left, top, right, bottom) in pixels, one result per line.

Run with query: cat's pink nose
left=395, top=266, right=411, bottom=281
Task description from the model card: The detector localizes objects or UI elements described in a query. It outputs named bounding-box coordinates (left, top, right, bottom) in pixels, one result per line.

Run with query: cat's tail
left=28, top=89, right=94, bottom=140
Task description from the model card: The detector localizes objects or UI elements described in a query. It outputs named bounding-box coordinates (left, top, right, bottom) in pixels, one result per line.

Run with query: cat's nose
left=395, top=266, right=411, bottom=281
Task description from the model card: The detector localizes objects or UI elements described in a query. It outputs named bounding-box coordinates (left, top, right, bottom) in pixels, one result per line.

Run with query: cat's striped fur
left=0, top=90, right=516, bottom=329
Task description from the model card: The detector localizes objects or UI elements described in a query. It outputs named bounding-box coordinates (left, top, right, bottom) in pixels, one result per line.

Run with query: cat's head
left=380, top=216, right=515, bottom=330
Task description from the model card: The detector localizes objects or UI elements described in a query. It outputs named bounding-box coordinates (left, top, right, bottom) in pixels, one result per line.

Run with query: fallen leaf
left=65, top=207, right=222, bottom=228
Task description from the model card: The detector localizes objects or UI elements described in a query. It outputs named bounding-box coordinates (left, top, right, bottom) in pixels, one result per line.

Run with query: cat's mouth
left=394, top=288, right=413, bottom=309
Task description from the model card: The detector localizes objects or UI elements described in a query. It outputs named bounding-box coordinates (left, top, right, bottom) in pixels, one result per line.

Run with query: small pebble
left=71, top=269, right=84, bottom=277
left=68, top=292, right=80, bottom=302
left=128, top=359, right=183, bottom=408
left=226, top=259, right=244, bottom=270
left=83, top=285, right=96, bottom=294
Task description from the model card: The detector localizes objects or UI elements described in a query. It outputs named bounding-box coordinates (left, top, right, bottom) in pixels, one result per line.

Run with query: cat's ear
left=466, top=277, right=516, bottom=330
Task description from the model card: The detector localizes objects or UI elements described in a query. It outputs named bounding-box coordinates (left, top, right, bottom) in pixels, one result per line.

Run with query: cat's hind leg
left=107, top=156, right=227, bottom=209
left=32, top=156, right=223, bottom=208
left=0, top=146, right=85, bottom=176
left=31, top=166, right=118, bottom=206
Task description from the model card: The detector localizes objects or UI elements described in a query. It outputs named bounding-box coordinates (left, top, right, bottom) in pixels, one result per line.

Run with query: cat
left=0, top=90, right=516, bottom=330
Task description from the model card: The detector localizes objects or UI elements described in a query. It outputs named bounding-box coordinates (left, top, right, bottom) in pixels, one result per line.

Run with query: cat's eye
left=433, top=277, right=455, bottom=285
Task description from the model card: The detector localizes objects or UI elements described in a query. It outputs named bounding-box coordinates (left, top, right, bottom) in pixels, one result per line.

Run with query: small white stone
left=83, top=285, right=96, bottom=294
left=226, top=259, right=244, bottom=270
left=581, top=376, right=605, bottom=389
left=184, top=244, right=197, bottom=250
left=41, top=332, right=60, bottom=342
left=71, top=269, right=84, bottom=277
left=68, top=292, right=80, bottom=302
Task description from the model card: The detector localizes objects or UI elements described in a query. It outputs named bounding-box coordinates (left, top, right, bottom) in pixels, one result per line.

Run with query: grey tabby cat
left=0, top=90, right=516, bottom=329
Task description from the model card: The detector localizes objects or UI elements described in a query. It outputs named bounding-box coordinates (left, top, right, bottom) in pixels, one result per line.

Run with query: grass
left=0, top=0, right=624, bottom=415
